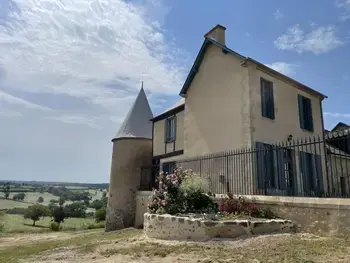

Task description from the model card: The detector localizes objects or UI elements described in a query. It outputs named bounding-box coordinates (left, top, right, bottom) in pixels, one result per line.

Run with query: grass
left=0, top=228, right=140, bottom=263
left=0, top=214, right=102, bottom=233
left=99, top=234, right=350, bottom=263
left=0, top=198, right=30, bottom=209
left=1, top=227, right=350, bottom=263
left=0, top=226, right=350, bottom=263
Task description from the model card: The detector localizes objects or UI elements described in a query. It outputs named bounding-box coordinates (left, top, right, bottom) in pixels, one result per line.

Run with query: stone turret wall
left=105, top=138, right=152, bottom=232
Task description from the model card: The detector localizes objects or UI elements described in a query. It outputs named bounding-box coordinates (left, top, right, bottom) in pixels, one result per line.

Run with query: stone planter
left=144, top=213, right=296, bottom=241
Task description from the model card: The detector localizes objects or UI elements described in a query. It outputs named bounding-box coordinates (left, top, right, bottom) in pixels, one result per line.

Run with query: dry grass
left=1, top=229, right=350, bottom=263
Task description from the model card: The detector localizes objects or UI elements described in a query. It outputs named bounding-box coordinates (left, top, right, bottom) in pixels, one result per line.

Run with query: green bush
left=180, top=172, right=209, bottom=193
left=95, top=208, right=106, bottom=222
left=6, top=207, right=27, bottom=215
left=49, top=222, right=62, bottom=232
left=0, top=212, right=5, bottom=232
left=219, top=193, right=275, bottom=219
left=148, top=167, right=218, bottom=215
left=86, top=222, right=104, bottom=229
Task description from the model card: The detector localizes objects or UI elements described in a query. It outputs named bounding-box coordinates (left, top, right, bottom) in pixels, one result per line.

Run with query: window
left=165, top=116, right=176, bottom=142
left=261, top=78, right=275, bottom=119
left=256, top=142, right=295, bottom=192
left=298, top=95, right=313, bottom=131
left=162, top=162, right=176, bottom=174
left=255, top=142, right=277, bottom=189
left=299, top=152, right=323, bottom=195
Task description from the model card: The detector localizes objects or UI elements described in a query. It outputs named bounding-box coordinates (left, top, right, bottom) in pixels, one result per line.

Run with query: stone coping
left=137, top=191, right=350, bottom=210
left=143, top=213, right=296, bottom=241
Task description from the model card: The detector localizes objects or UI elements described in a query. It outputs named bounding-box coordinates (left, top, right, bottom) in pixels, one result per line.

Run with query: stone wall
left=136, top=191, right=350, bottom=236
left=144, top=213, right=295, bottom=241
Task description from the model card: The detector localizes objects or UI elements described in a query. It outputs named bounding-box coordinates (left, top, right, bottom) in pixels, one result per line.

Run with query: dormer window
left=165, top=116, right=176, bottom=142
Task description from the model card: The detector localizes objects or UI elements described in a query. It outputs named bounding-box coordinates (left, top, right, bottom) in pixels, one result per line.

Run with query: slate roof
left=113, top=85, right=153, bottom=141
left=178, top=36, right=327, bottom=100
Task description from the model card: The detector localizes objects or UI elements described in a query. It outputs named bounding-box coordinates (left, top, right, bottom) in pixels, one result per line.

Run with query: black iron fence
left=140, top=129, right=350, bottom=198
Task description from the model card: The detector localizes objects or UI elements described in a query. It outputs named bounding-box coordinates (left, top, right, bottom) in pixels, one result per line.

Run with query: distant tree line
left=46, top=186, right=91, bottom=202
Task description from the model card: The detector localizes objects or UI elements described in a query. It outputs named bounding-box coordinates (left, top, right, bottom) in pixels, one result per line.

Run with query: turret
left=105, top=84, right=153, bottom=231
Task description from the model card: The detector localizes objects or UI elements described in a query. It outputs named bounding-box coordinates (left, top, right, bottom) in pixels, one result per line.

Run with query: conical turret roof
left=113, top=84, right=153, bottom=141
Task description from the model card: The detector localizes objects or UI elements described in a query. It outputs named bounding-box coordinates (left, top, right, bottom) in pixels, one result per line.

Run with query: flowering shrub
left=219, top=193, right=275, bottom=219
left=147, top=167, right=218, bottom=215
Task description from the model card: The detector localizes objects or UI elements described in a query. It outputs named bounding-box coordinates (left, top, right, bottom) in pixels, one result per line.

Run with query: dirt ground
left=1, top=229, right=350, bottom=263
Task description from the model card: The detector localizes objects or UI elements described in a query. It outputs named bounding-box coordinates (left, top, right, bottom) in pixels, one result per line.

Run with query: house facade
left=151, top=24, right=329, bottom=196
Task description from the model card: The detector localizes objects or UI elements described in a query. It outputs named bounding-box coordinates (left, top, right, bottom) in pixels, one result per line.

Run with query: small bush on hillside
left=6, top=207, right=27, bottom=215
left=0, top=212, right=5, bottom=232
left=95, top=207, right=106, bottom=222
left=49, top=222, right=62, bottom=232
left=37, top=196, right=44, bottom=203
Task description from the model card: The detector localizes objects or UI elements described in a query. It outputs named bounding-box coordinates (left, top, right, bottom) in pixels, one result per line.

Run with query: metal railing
left=140, top=129, right=350, bottom=197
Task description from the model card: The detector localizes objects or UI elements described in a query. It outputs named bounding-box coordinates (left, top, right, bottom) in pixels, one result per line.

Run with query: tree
left=64, top=202, right=86, bottom=218
left=13, top=193, right=26, bottom=201
left=102, top=191, right=107, bottom=198
left=37, top=196, right=44, bottom=203
left=89, top=199, right=103, bottom=210
left=24, top=204, right=49, bottom=226
left=58, top=197, right=65, bottom=206
left=95, top=207, right=106, bottom=222
left=2, top=183, right=10, bottom=199
left=52, top=206, right=65, bottom=224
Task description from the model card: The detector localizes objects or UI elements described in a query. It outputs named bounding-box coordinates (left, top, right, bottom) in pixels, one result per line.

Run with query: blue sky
left=0, top=0, right=349, bottom=183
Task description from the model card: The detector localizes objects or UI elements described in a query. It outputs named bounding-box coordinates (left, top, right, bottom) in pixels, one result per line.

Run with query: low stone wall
left=144, top=213, right=296, bottom=241
left=136, top=191, right=350, bottom=236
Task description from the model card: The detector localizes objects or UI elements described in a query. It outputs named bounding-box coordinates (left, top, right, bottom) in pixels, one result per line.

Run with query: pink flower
left=161, top=200, right=167, bottom=206
left=172, top=180, right=178, bottom=185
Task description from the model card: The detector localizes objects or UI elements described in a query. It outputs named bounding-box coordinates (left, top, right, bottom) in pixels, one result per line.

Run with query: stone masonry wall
left=144, top=213, right=295, bottom=241
left=136, top=191, right=350, bottom=236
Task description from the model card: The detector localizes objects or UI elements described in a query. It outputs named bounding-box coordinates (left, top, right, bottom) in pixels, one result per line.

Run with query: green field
left=0, top=198, right=29, bottom=209
left=0, top=214, right=103, bottom=234
left=0, top=189, right=105, bottom=210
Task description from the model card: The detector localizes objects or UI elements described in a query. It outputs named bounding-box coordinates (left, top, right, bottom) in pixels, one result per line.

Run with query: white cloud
left=274, top=24, right=344, bottom=54
left=335, top=0, right=350, bottom=21
left=0, top=109, right=22, bottom=118
left=45, top=115, right=101, bottom=129
left=0, top=0, right=187, bottom=182
left=274, top=9, right=284, bottom=20
left=324, top=112, right=350, bottom=118
left=0, top=91, right=52, bottom=111
left=0, top=0, right=188, bottom=111
left=265, top=62, right=299, bottom=76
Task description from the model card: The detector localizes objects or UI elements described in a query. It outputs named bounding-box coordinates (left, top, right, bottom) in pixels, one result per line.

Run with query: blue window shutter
left=299, top=152, right=309, bottom=193
left=261, top=79, right=267, bottom=117
left=162, top=163, right=170, bottom=174
left=261, top=79, right=275, bottom=119
left=276, top=148, right=286, bottom=190
left=173, top=116, right=177, bottom=140
left=268, top=83, right=275, bottom=119
left=290, top=149, right=297, bottom=195
left=306, top=99, right=313, bottom=132
left=298, top=95, right=305, bottom=129
left=255, top=142, right=265, bottom=189
left=314, top=155, right=324, bottom=194
left=164, top=119, right=168, bottom=143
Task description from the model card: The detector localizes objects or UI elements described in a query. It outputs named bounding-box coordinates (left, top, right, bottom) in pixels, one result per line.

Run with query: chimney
left=204, top=24, right=226, bottom=45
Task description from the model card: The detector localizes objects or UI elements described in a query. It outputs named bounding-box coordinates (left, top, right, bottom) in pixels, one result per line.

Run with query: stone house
left=150, top=24, right=330, bottom=196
